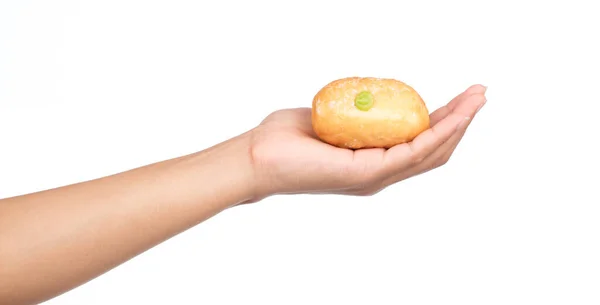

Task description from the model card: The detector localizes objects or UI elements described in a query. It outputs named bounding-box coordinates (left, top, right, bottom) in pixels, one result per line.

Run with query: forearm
left=0, top=132, right=256, bottom=305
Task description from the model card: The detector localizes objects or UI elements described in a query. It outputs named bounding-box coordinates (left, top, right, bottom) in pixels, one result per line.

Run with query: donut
left=311, top=77, right=430, bottom=149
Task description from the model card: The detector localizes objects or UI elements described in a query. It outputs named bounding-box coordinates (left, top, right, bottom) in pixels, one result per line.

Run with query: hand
left=248, top=84, right=487, bottom=199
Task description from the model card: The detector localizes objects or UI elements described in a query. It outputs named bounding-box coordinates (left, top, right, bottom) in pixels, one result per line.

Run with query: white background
left=1, top=0, right=599, bottom=304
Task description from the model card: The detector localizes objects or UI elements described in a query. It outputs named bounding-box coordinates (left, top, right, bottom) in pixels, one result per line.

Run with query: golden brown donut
left=311, top=77, right=430, bottom=149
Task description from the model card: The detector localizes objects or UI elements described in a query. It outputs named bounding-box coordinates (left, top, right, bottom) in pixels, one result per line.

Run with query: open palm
left=249, top=84, right=487, bottom=198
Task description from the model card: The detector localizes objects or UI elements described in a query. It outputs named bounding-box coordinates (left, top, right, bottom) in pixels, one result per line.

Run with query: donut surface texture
left=311, top=77, right=430, bottom=149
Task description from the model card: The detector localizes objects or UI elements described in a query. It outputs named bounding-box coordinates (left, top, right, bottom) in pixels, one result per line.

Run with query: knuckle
left=434, top=155, right=451, bottom=168
left=411, top=154, right=425, bottom=165
left=408, top=142, right=426, bottom=165
left=356, top=188, right=381, bottom=197
left=360, top=181, right=385, bottom=196
left=346, top=181, right=384, bottom=197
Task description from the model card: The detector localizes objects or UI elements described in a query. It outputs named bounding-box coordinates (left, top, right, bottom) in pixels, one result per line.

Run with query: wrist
left=176, top=131, right=259, bottom=210
left=221, top=131, right=261, bottom=205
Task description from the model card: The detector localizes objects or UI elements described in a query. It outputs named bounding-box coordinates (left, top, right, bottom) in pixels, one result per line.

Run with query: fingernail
left=456, top=117, right=470, bottom=131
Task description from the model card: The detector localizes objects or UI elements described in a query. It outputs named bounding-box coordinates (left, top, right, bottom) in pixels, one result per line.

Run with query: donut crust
left=311, top=77, right=430, bottom=149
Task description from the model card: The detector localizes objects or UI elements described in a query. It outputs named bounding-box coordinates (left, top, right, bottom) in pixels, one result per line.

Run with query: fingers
left=380, top=86, right=487, bottom=179
left=429, top=84, right=487, bottom=126
left=380, top=117, right=465, bottom=178
left=382, top=113, right=467, bottom=174
left=430, top=122, right=471, bottom=169
left=384, top=92, right=487, bottom=186
left=410, top=100, right=483, bottom=176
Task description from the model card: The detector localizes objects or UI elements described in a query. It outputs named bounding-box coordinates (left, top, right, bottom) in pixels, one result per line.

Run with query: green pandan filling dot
left=354, top=91, right=374, bottom=111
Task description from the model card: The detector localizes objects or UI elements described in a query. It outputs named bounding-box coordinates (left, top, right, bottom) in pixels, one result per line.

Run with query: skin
left=0, top=84, right=487, bottom=305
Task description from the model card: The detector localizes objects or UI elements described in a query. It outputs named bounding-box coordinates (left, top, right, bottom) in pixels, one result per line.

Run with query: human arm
left=0, top=133, right=256, bottom=305
left=0, top=84, right=486, bottom=305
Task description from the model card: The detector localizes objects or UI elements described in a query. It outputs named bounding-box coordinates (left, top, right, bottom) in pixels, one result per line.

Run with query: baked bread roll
left=311, top=77, right=430, bottom=149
